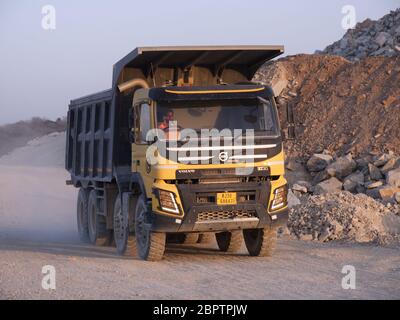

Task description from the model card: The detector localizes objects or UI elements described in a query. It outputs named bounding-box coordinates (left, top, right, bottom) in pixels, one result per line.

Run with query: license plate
left=217, top=192, right=237, bottom=205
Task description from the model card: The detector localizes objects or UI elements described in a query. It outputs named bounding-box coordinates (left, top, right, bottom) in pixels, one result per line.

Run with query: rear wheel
left=113, top=195, right=137, bottom=256
left=215, top=231, right=242, bottom=253
left=77, top=188, right=89, bottom=242
left=135, top=195, right=166, bottom=261
left=87, top=190, right=109, bottom=246
left=243, top=227, right=277, bottom=257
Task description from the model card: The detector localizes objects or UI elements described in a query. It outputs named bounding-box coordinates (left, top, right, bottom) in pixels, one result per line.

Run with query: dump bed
left=65, top=89, right=115, bottom=183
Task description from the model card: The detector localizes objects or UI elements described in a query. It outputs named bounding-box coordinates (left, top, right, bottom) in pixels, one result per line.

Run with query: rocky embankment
left=319, top=8, right=400, bottom=61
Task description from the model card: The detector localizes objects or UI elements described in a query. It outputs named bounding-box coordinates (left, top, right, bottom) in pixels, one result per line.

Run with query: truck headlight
left=157, top=189, right=180, bottom=215
left=270, top=185, right=288, bottom=211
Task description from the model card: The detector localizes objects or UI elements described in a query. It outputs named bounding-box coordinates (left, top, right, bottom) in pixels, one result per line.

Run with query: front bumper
left=149, top=181, right=288, bottom=233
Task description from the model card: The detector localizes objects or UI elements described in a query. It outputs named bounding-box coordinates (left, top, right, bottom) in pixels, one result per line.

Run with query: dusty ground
left=0, top=133, right=399, bottom=300
left=1, top=234, right=400, bottom=300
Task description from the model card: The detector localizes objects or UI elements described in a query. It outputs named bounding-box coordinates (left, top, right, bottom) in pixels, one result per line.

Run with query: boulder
left=374, top=32, right=390, bottom=47
left=343, top=172, right=364, bottom=192
left=386, top=168, right=400, bottom=188
left=378, top=187, right=400, bottom=202
left=288, top=189, right=301, bottom=208
left=295, top=180, right=313, bottom=190
left=368, top=163, right=383, bottom=180
left=326, top=155, right=357, bottom=179
left=314, top=177, right=343, bottom=195
left=306, top=154, right=333, bottom=172
left=312, top=170, right=330, bottom=184
left=381, top=158, right=400, bottom=174
left=356, top=157, right=370, bottom=170
left=292, top=183, right=308, bottom=193
left=366, top=187, right=381, bottom=199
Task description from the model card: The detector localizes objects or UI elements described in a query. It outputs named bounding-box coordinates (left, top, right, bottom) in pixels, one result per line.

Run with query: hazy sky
left=0, top=0, right=398, bottom=125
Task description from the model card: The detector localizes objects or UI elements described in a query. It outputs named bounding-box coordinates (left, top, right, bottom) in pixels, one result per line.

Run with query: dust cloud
left=0, top=132, right=78, bottom=242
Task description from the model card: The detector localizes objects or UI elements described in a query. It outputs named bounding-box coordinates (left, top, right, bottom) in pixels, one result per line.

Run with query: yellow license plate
left=217, top=192, right=237, bottom=205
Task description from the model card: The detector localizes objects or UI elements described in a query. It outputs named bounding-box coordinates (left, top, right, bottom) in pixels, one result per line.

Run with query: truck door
left=132, top=102, right=153, bottom=198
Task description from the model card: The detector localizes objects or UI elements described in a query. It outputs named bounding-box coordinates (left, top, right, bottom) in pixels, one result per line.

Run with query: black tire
left=243, top=227, right=277, bottom=257
left=135, top=195, right=166, bottom=261
left=215, top=231, right=242, bottom=253
left=87, top=190, right=109, bottom=246
left=113, top=195, right=137, bottom=256
left=77, top=188, right=90, bottom=242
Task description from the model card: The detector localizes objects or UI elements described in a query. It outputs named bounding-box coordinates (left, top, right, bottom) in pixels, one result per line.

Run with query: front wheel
left=243, top=227, right=277, bottom=257
left=215, top=231, right=242, bottom=253
left=135, top=196, right=166, bottom=261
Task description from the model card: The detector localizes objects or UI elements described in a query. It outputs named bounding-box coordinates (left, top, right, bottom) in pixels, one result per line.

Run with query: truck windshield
left=156, top=98, right=279, bottom=136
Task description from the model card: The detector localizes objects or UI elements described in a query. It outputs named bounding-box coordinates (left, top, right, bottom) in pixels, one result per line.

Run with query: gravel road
left=0, top=233, right=399, bottom=300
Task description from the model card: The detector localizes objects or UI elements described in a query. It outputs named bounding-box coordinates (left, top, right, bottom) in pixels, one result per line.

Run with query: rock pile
left=320, top=9, right=400, bottom=61
left=288, top=151, right=400, bottom=206
left=288, top=192, right=400, bottom=244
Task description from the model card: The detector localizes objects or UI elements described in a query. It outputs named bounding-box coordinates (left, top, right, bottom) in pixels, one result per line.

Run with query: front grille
left=197, top=209, right=256, bottom=222
left=162, top=138, right=281, bottom=165
left=198, top=177, right=242, bottom=184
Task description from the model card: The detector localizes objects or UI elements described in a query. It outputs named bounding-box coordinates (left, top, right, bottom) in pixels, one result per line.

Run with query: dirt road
left=0, top=134, right=399, bottom=299
left=1, top=230, right=399, bottom=299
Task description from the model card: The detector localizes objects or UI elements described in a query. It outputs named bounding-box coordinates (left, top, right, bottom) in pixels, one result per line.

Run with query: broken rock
left=378, top=187, right=400, bottom=202
left=386, top=168, right=400, bottom=188
left=326, top=155, right=357, bottom=179
left=368, top=163, right=383, bottom=180
left=343, top=172, right=364, bottom=192
left=288, top=189, right=301, bottom=208
left=306, top=153, right=333, bottom=172
left=312, top=170, right=330, bottom=184
left=381, top=158, right=400, bottom=174
left=366, top=181, right=384, bottom=189
left=314, top=177, right=343, bottom=195
left=292, top=183, right=308, bottom=193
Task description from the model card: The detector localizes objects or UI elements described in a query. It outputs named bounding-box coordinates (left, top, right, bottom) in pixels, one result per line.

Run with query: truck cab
left=66, top=46, right=288, bottom=261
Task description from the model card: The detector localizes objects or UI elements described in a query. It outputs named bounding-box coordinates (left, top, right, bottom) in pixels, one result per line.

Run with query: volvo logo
left=218, top=151, right=229, bottom=162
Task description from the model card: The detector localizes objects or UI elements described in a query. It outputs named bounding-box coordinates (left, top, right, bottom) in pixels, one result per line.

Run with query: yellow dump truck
left=66, top=46, right=289, bottom=261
